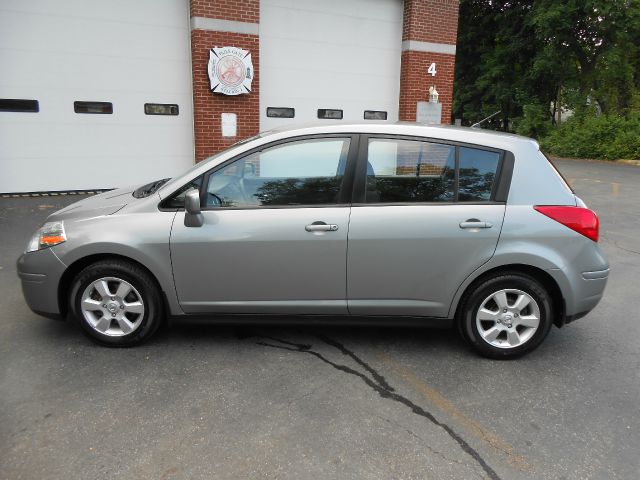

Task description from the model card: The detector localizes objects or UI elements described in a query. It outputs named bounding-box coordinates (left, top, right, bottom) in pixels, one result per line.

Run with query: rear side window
left=364, top=139, right=501, bottom=203
left=366, top=139, right=455, bottom=202
left=458, top=147, right=501, bottom=201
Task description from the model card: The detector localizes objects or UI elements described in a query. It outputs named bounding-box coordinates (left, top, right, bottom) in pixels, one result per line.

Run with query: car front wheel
left=69, top=259, right=163, bottom=347
left=458, top=273, right=553, bottom=359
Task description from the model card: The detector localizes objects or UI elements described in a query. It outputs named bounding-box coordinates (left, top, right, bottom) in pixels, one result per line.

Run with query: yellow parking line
left=612, top=182, right=620, bottom=197
left=378, top=351, right=533, bottom=472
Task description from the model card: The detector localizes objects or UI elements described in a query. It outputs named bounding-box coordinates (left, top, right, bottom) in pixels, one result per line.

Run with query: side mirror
left=184, top=189, right=203, bottom=227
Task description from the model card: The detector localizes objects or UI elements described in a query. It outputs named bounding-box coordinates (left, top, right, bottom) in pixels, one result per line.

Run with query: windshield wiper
left=132, top=178, right=171, bottom=198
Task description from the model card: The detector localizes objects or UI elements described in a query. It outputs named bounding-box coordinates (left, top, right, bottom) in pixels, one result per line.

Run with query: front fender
left=52, top=211, right=183, bottom=315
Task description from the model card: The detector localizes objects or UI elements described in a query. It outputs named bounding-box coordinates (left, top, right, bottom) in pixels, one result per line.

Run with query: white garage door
left=0, top=0, right=194, bottom=193
left=260, top=0, right=403, bottom=131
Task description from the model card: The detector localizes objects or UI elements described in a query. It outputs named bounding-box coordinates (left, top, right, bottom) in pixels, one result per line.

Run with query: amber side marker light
left=26, top=221, right=67, bottom=252
left=533, top=206, right=599, bottom=242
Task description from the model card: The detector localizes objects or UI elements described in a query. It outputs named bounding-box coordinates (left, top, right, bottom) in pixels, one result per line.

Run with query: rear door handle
left=459, top=220, right=493, bottom=229
left=305, top=222, right=339, bottom=232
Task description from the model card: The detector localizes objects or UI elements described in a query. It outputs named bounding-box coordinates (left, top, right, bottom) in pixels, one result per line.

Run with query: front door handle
left=305, top=222, right=339, bottom=232
left=459, top=219, right=493, bottom=229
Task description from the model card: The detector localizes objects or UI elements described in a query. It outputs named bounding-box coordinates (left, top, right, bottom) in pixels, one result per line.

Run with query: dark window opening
left=266, top=107, right=295, bottom=118
left=457, top=147, right=500, bottom=201
left=74, top=101, right=113, bottom=114
left=366, top=139, right=456, bottom=203
left=317, top=109, right=343, bottom=120
left=364, top=110, right=387, bottom=120
left=160, top=176, right=203, bottom=209
left=365, top=140, right=501, bottom=204
left=203, top=138, right=350, bottom=208
left=145, top=103, right=179, bottom=116
left=0, top=99, right=39, bottom=112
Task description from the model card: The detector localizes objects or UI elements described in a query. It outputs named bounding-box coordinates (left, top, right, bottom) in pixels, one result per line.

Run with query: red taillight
left=534, top=206, right=599, bottom=242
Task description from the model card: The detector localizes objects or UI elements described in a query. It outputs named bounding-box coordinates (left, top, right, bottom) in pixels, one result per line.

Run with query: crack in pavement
left=378, top=414, right=485, bottom=480
left=251, top=332, right=501, bottom=480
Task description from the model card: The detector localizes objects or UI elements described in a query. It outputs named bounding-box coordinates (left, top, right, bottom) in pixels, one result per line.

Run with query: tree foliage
left=453, top=0, right=640, bottom=131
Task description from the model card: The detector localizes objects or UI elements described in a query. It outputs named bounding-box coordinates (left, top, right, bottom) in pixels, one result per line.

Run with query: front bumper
left=17, top=248, right=67, bottom=319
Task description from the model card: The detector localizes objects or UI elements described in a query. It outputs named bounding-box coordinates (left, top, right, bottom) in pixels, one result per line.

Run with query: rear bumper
left=574, top=268, right=610, bottom=314
left=551, top=267, right=609, bottom=326
left=17, top=248, right=67, bottom=318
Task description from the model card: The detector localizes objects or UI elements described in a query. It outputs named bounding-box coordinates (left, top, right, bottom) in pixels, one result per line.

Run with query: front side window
left=366, top=139, right=455, bottom=203
left=161, top=175, right=203, bottom=209
left=204, top=138, right=350, bottom=208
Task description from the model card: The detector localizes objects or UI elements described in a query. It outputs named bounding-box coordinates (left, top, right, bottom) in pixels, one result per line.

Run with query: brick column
left=399, top=0, right=459, bottom=124
left=190, top=0, right=260, bottom=161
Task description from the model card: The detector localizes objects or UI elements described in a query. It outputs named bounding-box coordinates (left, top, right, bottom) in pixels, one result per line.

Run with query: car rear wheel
left=458, top=273, right=553, bottom=359
left=69, top=259, right=163, bottom=347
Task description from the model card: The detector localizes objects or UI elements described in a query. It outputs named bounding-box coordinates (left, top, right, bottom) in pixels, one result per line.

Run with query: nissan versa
left=17, top=124, right=609, bottom=358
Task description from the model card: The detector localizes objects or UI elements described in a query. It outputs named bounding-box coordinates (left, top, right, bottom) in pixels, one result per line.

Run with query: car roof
left=261, top=122, right=539, bottom=150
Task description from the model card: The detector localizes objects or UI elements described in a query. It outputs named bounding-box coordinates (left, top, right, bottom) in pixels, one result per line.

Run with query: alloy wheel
left=475, top=288, right=540, bottom=349
left=80, top=277, right=145, bottom=337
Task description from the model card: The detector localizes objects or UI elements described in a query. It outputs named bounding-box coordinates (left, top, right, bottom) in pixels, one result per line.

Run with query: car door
left=347, top=135, right=508, bottom=317
left=169, top=135, right=357, bottom=314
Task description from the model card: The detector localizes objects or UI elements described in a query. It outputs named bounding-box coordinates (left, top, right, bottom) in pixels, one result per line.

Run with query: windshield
left=153, top=134, right=265, bottom=197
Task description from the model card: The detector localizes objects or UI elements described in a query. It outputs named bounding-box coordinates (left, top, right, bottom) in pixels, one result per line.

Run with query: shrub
left=540, top=112, right=640, bottom=160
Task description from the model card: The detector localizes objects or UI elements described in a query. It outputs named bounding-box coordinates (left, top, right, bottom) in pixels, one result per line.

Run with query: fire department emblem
left=208, top=47, right=253, bottom=95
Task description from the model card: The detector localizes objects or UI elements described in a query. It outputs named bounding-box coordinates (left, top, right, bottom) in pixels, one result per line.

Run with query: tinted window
left=204, top=138, right=350, bottom=208
left=267, top=107, right=295, bottom=118
left=317, top=109, right=343, bottom=119
left=161, top=175, right=203, bottom=209
left=366, top=139, right=455, bottom=203
left=0, top=99, right=39, bottom=112
left=145, top=103, right=179, bottom=115
left=458, top=147, right=500, bottom=201
left=74, top=101, right=113, bottom=114
left=364, top=110, right=387, bottom=120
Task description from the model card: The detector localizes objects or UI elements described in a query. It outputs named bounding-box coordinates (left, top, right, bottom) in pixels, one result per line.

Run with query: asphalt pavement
left=1, top=158, right=638, bottom=480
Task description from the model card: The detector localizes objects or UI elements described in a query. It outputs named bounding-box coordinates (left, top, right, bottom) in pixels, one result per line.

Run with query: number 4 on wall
left=427, top=63, right=437, bottom=77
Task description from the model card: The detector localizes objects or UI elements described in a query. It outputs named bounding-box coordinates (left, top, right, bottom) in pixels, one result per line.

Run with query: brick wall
left=190, top=1, right=260, bottom=161
left=191, top=0, right=259, bottom=23
left=400, top=0, right=459, bottom=124
left=189, top=0, right=460, bottom=160
left=403, top=0, right=460, bottom=44
left=399, top=51, right=456, bottom=123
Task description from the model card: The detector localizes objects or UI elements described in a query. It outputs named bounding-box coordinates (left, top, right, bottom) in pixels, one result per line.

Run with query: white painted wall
left=0, top=0, right=194, bottom=192
left=259, top=0, right=403, bottom=130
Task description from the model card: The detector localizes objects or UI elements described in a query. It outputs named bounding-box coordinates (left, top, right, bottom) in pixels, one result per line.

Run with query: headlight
left=26, top=221, right=67, bottom=252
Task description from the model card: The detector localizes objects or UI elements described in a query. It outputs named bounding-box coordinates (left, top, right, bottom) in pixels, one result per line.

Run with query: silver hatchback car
left=17, top=124, right=609, bottom=358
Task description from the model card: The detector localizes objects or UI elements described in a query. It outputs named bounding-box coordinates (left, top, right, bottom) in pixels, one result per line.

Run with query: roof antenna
left=471, top=110, right=501, bottom=129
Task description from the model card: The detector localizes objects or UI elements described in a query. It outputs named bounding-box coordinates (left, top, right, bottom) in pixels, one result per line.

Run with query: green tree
left=454, top=0, right=640, bottom=126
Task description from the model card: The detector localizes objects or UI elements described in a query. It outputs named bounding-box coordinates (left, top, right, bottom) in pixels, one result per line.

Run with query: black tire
left=69, top=259, right=164, bottom=347
left=457, top=272, right=553, bottom=359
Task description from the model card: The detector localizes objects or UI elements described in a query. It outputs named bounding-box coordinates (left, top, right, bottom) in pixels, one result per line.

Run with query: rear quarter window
left=457, top=147, right=501, bottom=201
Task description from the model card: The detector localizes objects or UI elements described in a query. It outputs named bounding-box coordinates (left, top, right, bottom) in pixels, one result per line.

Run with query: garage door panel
left=0, top=0, right=194, bottom=193
left=260, top=0, right=403, bottom=129
left=0, top=9, right=190, bottom=64
left=264, top=0, right=401, bottom=23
